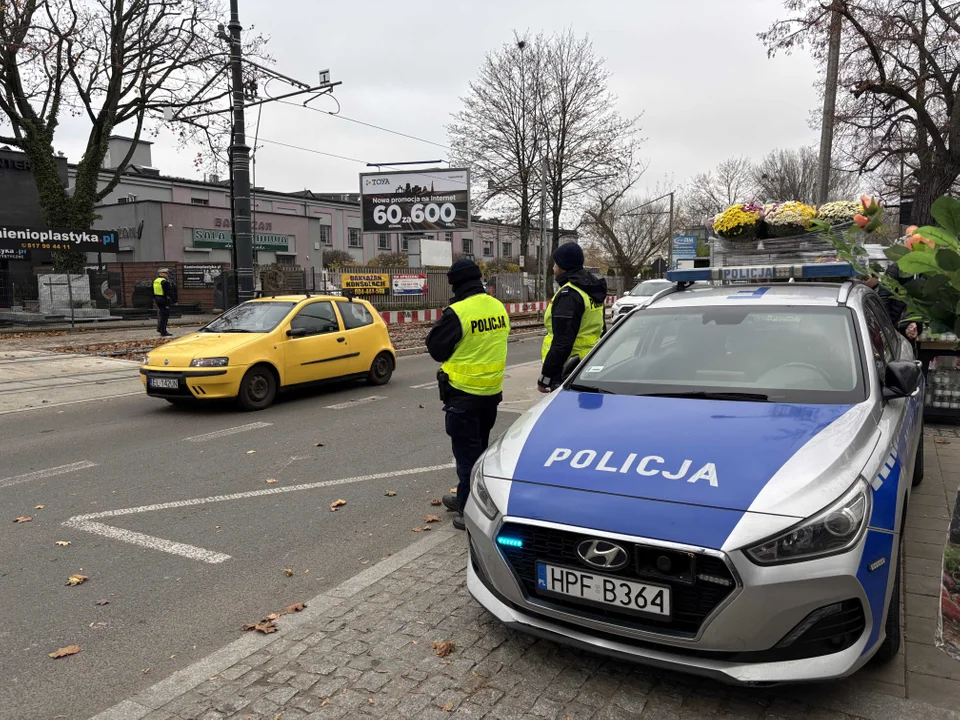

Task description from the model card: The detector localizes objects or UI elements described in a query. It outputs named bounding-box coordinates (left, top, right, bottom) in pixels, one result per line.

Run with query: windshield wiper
left=568, top=383, right=614, bottom=394
left=638, top=391, right=770, bottom=402
left=219, top=328, right=254, bottom=333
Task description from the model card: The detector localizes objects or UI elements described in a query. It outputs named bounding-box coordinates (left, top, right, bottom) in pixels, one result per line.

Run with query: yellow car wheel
left=238, top=365, right=277, bottom=411
left=366, top=352, right=394, bottom=386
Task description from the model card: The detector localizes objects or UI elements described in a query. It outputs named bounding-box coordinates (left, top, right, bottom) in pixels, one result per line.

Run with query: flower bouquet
left=713, top=202, right=763, bottom=240
left=763, top=201, right=817, bottom=237
left=816, top=200, right=862, bottom=225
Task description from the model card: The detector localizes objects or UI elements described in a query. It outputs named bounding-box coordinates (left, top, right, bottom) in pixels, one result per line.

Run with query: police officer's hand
left=906, top=322, right=918, bottom=340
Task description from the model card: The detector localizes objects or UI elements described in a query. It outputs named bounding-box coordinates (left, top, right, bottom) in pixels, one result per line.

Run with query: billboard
left=0, top=224, right=117, bottom=253
left=671, top=235, right=698, bottom=269
left=182, top=264, right=223, bottom=289
left=392, top=273, right=427, bottom=296
left=360, top=168, right=470, bottom=234
left=341, top=272, right=389, bottom=295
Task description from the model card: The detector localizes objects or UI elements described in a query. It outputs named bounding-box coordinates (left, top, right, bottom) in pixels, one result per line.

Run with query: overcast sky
left=52, top=0, right=821, bottom=202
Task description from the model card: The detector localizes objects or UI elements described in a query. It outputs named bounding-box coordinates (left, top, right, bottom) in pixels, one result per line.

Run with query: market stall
left=917, top=332, right=960, bottom=423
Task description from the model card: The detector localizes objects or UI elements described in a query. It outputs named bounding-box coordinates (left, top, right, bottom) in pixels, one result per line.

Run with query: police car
left=465, top=261, right=925, bottom=684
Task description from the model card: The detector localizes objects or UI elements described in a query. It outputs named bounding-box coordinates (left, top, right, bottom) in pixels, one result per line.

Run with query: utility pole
left=228, top=0, right=254, bottom=303
left=539, top=156, right=548, bottom=301
left=817, top=3, right=842, bottom=206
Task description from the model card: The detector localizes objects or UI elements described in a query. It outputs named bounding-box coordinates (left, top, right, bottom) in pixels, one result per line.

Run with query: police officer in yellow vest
left=538, top=242, right=606, bottom=393
left=153, top=267, right=177, bottom=337
left=426, top=259, right=510, bottom=530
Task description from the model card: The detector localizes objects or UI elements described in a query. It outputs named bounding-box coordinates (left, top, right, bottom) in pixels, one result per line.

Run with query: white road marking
left=0, top=460, right=98, bottom=490
left=184, top=422, right=273, bottom=442
left=63, top=462, right=456, bottom=562
left=64, top=520, right=231, bottom=564
left=410, top=381, right=438, bottom=389
left=324, top=395, right=385, bottom=410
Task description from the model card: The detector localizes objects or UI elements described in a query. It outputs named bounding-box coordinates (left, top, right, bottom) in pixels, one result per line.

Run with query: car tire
left=873, top=538, right=902, bottom=663
left=237, top=365, right=277, bottom=411
left=912, top=427, right=924, bottom=487
left=367, top=352, right=393, bottom=386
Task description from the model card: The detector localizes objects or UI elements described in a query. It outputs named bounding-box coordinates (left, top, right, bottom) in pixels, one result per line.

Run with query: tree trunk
left=912, top=164, right=958, bottom=226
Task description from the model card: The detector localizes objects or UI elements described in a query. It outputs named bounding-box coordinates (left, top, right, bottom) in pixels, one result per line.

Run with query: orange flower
left=860, top=194, right=873, bottom=209
left=904, top=225, right=919, bottom=236
left=906, top=234, right=935, bottom=251
left=853, top=214, right=869, bottom=229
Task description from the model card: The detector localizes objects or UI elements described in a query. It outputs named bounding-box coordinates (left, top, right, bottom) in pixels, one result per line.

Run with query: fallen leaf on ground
left=55, top=541, right=71, bottom=547
left=441, top=699, right=456, bottom=710
left=66, top=574, right=88, bottom=586
left=246, top=450, right=256, bottom=454
left=935, top=438, right=949, bottom=444
left=265, top=478, right=278, bottom=484
left=385, top=490, right=397, bottom=497
left=329, top=499, right=347, bottom=511
left=360, top=560, right=369, bottom=565
left=321, top=698, right=329, bottom=707
left=419, top=404, right=425, bottom=409
left=142, top=668, right=150, bottom=674
left=425, top=515, right=441, bottom=523
left=35, top=505, right=45, bottom=510
left=49, top=645, right=81, bottom=659
left=430, top=499, right=442, bottom=506
left=412, top=527, right=422, bottom=533
left=283, top=568, right=294, bottom=577
left=286, top=602, right=306, bottom=613
left=449, top=488, right=457, bottom=494
left=57, top=411, right=64, bottom=414
left=315, top=442, right=325, bottom=447
left=89, top=622, right=106, bottom=629
left=433, top=640, right=455, bottom=657
left=96, top=599, right=110, bottom=606
left=242, top=620, right=277, bottom=634
left=421, top=526, right=432, bottom=531
left=266, top=613, right=282, bottom=621
left=14, top=516, right=32, bottom=523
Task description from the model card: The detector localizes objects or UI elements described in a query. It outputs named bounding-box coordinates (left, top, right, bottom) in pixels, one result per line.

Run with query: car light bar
left=666, top=261, right=855, bottom=283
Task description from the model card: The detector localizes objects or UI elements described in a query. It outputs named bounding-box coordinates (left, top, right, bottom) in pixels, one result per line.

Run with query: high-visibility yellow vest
left=441, top=293, right=510, bottom=396
left=153, top=277, right=166, bottom=297
left=541, top=282, right=604, bottom=363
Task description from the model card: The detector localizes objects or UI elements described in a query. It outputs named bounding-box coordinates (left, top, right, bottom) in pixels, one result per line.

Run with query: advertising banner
left=360, top=168, right=470, bottom=234
left=392, top=273, right=427, bottom=296
left=192, top=229, right=290, bottom=252
left=671, top=235, right=698, bottom=269
left=182, top=264, right=223, bottom=289
left=0, top=248, right=30, bottom=261
left=0, top=224, right=117, bottom=253
left=341, top=272, right=389, bottom=294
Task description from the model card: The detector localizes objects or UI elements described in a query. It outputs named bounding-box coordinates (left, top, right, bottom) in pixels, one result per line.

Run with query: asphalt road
left=0, top=339, right=543, bottom=720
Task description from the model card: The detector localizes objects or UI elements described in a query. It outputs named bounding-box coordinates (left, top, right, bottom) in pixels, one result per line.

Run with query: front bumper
left=465, top=508, right=889, bottom=685
left=139, top=366, right=245, bottom=400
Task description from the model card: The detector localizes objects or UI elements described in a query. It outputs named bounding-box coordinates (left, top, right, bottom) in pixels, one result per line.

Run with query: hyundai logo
left=576, top=539, right=629, bottom=571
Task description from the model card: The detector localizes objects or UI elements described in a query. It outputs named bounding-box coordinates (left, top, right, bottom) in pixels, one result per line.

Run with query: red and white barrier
left=377, top=296, right=621, bottom=325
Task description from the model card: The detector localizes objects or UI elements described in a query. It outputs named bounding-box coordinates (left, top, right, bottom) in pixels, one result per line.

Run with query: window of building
left=461, top=238, right=473, bottom=255
left=319, top=224, right=332, bottom=246
left=445, top=232, right=453, bottom=242
left=348, top=228, right=362, bottom=248
left=276, top=254, right=296, bottom=266
left=289, top=301, right=340, bottom=336
left=502, top=242, right=512, bottom=257
left=483, top=241, right=493, bottom=257
left=191, top=198, right=209, bottom=206
left=337, top=301, right=374, bottom=330
left=378, top=233, right=391, bottom=251
left=400, top=236, right=409, bottom=252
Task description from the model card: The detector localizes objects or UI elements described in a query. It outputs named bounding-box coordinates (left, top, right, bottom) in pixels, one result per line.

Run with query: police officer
left=426, top=259, right=510, bottom=530
left=538, top=242, right=607, bottom=393
left=153, top=267, right=177, bottom=337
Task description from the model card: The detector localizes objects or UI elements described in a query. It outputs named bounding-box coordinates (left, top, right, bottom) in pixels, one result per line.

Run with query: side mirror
left=882, top=360, right=922, bottom=400
left=561, top=355, right=581, bottom=382
left=286, top=327, right=307, bottom=338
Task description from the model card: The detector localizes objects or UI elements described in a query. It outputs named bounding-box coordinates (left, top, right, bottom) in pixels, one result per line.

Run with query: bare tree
left=753, top=146, right=859, bottom=203
left=0, top=0, right=268, bottom=270
left=537, top=30, right=639, bottom=253
left=582, top=168, right=670, bottom=286
left=447, top=32, right=544, bottom=267
left=760, top=0, right=960, bottom=224
left=683, top=156, right=756, bottom=224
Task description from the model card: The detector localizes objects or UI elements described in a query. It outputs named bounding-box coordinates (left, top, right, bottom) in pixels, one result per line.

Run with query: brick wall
left=106, top=262, right=230, bottom=310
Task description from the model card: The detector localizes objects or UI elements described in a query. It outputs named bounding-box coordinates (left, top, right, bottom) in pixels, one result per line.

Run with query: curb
left=89, top=527, right=460, bottom=720
left=396, top=329, right=545, bottom=358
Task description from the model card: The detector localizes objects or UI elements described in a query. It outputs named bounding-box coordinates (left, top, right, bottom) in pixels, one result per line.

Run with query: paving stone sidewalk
left=92, top=524, right=960, bottom=720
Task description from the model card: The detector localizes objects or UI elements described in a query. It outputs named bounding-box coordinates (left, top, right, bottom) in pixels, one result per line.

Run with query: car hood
left=150, top=332, right=261, bottom=365
left=484, top=390, right=874, bottom=522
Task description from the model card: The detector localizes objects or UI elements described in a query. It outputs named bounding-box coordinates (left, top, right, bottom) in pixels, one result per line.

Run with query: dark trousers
left=444, top=399, right=499, bottom=512
left=156, top=302, right=170, bottom=334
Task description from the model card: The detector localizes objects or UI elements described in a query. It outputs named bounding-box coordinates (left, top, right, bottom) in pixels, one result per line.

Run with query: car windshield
left=202, top=301, right=297, bottom=333
left=570, top=305, right=865, bottom=404
left=628, top=281, right=671, bottom=297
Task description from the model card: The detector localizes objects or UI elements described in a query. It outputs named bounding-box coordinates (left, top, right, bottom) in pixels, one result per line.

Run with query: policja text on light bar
left=666, top=262, right=855, bottom=283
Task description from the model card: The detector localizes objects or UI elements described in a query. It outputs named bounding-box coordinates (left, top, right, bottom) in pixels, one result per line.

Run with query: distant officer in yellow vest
left=426, top=259, right=510, bottom=530
left=539, top=242, right=606, bottom=393
left=153, top=267, right=176, bottom=337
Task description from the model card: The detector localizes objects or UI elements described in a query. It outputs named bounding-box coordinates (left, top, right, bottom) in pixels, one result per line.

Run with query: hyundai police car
left=465, top=262, right=925, bottom=684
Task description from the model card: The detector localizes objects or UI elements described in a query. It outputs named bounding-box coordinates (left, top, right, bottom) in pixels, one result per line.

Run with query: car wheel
left=873, top=538, right=902, bottom=663
left=237, top=365, right=277, bottom=411
left=912, top=426, right=924, bottom=487
left=367, top=352, right=393, bottom=386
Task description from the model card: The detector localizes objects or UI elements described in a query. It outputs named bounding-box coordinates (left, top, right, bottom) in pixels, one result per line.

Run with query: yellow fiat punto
left=140, top=295, right=396, bottom=410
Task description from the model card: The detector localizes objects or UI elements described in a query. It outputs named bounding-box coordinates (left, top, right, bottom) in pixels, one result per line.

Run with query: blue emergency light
left=666, top=261, right=856, bottom=284
left=496, top=535, right=524, bottom=549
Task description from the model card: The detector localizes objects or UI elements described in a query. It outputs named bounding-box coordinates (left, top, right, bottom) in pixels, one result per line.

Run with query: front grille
left=497, top=522, right=736, bottom=637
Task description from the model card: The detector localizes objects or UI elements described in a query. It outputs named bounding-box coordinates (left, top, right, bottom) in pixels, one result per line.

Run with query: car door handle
left=337, top=337, right=345, bottom=343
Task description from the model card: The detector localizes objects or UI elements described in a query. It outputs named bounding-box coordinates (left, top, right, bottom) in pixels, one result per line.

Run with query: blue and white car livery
left=465, top=262, right=925, bottom=685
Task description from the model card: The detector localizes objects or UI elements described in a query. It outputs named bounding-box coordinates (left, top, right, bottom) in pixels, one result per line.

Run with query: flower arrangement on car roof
left=816, top=201, right=862, bottom=225
left=713, top=202, right=763, bottom=239
left=763, top=201, right=817, bottom=237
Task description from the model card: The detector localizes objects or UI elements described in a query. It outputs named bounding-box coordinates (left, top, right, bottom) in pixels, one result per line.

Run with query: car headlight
left=190, top=357, right=229, bottom=367
left=745, top=478, right=871, bottom=565
left=470, top=459, right=501, bottom=520
left=144, top=355, right=152, bottom=366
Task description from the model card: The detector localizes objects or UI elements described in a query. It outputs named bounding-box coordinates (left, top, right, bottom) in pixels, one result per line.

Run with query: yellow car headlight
left=190, top=357, right=229, bottom=368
